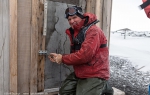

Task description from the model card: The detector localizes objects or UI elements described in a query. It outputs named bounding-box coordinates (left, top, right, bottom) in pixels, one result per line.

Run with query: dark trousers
left=59, top=72, right=114, bottom=95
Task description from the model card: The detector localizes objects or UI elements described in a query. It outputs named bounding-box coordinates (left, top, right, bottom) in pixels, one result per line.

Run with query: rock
left=113, top=87, right=125, bottom=95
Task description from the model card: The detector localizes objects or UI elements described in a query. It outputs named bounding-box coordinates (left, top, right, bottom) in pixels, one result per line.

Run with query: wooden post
left=102, top=0, right=113, bottom=47
left=37, top=0, right=45, bottom=92
left=10, top=0, right=18, bottom=94
left=17, top=0, right=31, bottom=93
left=95, top=0, right=103, bottom=28
left=0, top=0, right=3, bottom=94
left=86, top=0, right=96, bottom=13
left=0, top=0, right=10, bottom=94
left=30, top=0, right=39, bottom=93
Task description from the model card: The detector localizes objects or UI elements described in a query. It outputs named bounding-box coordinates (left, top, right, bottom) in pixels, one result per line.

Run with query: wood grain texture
left=86, top=0, right=103, bottom=28
left=10, top=0, right=17, bottom=93
left=95, top=0, right=103, bottom=28
left=86, top=0, right=96, bottom=13
left=0, top=0, right=10, bottom=94
left=37, top=1, right=45, bottom=92
left=102, top=0, right=112, bottom=47
left=17, top=0, right=31, bottom=93
left=0, top=0, right=4, bottom=94
left=3, top=0, right=10, bottom=94
left=30, top=0, right=40, bottom=93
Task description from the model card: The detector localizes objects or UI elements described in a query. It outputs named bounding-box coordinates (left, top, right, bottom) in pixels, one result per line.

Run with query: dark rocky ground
left=109, top=56, right=150, bottom=95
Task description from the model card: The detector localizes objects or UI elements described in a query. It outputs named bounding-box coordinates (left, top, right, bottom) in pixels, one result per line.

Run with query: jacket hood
left=83, top=13, right=97, bottom=25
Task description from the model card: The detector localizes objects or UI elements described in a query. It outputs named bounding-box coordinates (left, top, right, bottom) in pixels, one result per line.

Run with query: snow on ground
left=110, top=33, right=150, bottom=72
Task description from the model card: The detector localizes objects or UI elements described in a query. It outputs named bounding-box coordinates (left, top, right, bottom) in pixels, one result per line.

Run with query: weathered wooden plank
left=102, top=0, right=113, bottom=47
left=0, top=0, right=10, bottom=94
left=95, top=0, right=103, bottom=28
left=17, top=0, right=31, bottom=94
left=86, top=0, right=96, bottom=13
left=86, top=0, right=103, bottom=28
left=9, top=0, right=18, bottom=94
left=30, top=0, right=39, bottom=93
left=3, top=0, right=10, bottom=94
left=0, top=0, right=4, bottom=94
left=0, top=0, right=4, bottom=95
left=37, top=1, right=45, bottom=91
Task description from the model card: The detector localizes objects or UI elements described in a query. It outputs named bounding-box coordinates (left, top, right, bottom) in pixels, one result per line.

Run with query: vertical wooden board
left=30, top=0, right=40, bottom=93
left=86, top=0, right=103, bottom=28
left=86, top=0, right=91, bottom=12
left=37, top=1, right=45, bottom=92
left=17, top=0, right=31, bottom=94
left=10, top=0, right=17, bottom=94
left=95, top=0, right=103, bottom=28
left=86, top=0, right=96, bottom=13
left=102, top=0, right=112, bottom=47
left=3, top=0, right=10, bottom=94
left=0, top=0, right=4, bottom=94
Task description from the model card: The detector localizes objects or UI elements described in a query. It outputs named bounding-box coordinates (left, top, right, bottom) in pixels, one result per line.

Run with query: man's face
left=67, top=15, right=82, bottom=29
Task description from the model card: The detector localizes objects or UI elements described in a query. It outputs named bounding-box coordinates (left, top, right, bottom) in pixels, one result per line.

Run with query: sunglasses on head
left=65, top=6, right=82, bottom=18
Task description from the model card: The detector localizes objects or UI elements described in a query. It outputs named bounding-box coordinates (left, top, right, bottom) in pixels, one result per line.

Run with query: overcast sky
left=111, top=0, right=150, bottom=31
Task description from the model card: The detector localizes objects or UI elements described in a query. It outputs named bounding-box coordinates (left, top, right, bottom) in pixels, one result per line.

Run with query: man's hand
left=48, top=53, right=57, bottom=62
left=48, top=53, right=62, bottom=64
left=55, top=54, right=62, bottom=64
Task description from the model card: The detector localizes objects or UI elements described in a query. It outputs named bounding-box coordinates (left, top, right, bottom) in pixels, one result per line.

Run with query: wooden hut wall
left=17, top=0, right=45, bottom=94
left=9, top=0, right=45, bottom=94
left=0, top=0, right=10, bottom=94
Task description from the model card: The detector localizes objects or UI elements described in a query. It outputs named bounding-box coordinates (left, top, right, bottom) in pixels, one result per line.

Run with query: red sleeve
left=62, top=26, right=102, bottom=65
left=143, top=0, right=150, bottom=18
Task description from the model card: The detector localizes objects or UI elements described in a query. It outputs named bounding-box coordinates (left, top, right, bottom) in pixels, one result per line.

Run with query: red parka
left=142, top=0, right=150, bottom=18
left=62, top=13, right=110, bottom=80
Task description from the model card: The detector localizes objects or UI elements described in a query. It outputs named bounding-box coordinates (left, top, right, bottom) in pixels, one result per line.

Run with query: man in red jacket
left=48, top=6, right=113, bottom=95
